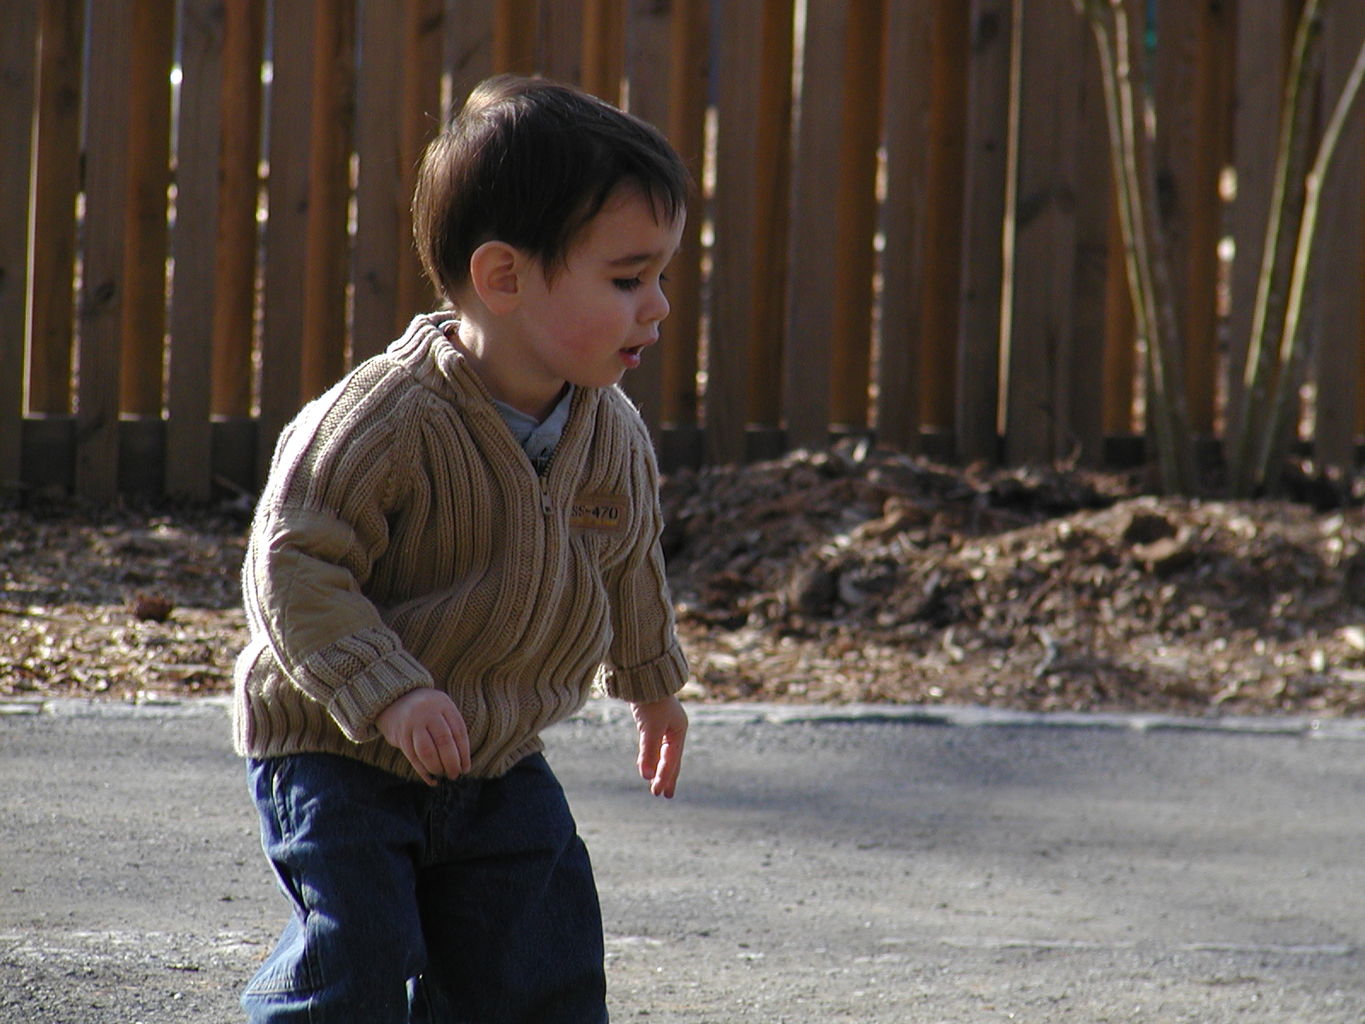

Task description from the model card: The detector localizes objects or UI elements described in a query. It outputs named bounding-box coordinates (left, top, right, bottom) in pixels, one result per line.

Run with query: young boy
left=233, top=75, right=691, bottom=1023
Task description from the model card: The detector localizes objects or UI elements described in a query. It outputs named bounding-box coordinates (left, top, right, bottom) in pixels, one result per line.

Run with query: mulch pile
left=5, top=442, right=1365, bottom=718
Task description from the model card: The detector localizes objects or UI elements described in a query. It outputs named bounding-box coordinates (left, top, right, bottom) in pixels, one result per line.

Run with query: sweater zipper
left=537, top=443, right=559, bottom=516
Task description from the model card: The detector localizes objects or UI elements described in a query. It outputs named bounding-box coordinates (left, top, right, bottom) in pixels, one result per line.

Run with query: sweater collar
left=388, top=313, right=599, bottom=472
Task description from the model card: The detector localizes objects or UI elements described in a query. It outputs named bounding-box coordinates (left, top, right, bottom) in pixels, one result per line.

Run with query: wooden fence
left=2, top=0, right=1364, bottom=501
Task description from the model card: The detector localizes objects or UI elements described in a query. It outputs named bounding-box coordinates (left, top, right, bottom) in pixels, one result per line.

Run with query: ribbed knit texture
left=233, top=313, right=689, bottom=780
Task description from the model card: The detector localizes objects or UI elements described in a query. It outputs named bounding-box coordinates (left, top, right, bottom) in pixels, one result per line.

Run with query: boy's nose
left=641, top=282, right=670, bottom=324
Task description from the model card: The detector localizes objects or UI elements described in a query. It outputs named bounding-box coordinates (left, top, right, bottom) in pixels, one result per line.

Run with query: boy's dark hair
left=413, top=75, right=690, bottom=305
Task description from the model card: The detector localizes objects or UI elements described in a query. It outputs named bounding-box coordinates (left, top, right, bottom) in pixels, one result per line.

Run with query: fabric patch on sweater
left=569, top=492, right=628, bottom=534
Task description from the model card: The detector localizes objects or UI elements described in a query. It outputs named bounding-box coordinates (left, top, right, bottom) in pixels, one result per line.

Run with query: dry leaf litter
left=4, top=442, right=1365, bottom=718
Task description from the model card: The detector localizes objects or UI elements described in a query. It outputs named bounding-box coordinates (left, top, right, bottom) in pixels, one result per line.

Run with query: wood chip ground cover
left=4, top=446, right=1364, bottom=718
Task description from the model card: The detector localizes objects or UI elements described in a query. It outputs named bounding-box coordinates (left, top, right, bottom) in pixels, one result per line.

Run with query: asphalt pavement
left=2, top=697, right=1363, bottom=1023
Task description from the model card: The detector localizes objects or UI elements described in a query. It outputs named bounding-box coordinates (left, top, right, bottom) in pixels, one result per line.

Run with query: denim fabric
left=243, top=751, right=608, bottom=1024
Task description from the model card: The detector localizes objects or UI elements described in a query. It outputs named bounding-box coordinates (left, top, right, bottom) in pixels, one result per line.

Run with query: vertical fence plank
left=77, top=0, right=138, bottom=499
left=353, top=0, right=407, bottom=359
left=829, top=0, right=887, bottom=430
left=211, top=0, right=264, bottom=419
left=495, top=0, right=539, bottom=75
left=398, top=0, right=445, bottom=323
left=27, top=0, right=83, bottom=417
left=301, top=0, right=355, bottom=398
left=352, top=0, right=443, bottom=356
left=1067, top=29, right=1111, bottom=465
left=785, top=0, right=852, bottom=449
left=1313, top=0, right=1365, bottom=471
left=1227, top=0, right=1289, bottom=443
left=258, top=1, right=316, bottom=477
left=1103, top=199, right=1137, bottom=436
left=955, top=0, right=1014, bottom=463
left=619, top=0, right=672, bottom=439
left=660, top=0, right=708, bottom=447
left=744, top=0, right=794, bottom=447
left=1155, top=0, right=1227, bottom=437
left=166, top=0, right=227, bottom=500
left=1004, top=0, right=1083, bottom=463
left=876, top=0, right=935, bottom=452
left=119, top=0, right=176, bottom=418
left=918, top=0, right=970, bottom=434
left=0, top=0, right=39, bottom=489
left=581, top=0, right=625, bottom=103
left=708, top=1, right=767, bottom=464
left=542, top=2, right=584, bottom=82
left=448, top=0, right=495, bottom=115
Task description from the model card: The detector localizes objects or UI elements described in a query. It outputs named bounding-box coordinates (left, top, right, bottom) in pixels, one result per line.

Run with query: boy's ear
left=467, top=240, right=524, bottom=315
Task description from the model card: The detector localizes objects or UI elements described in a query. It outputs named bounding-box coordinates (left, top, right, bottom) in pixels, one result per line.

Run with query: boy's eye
left=613, top=273, right=669, bottom=292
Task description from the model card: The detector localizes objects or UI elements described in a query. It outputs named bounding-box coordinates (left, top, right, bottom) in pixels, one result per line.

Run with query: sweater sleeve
left=600, top=415, right=689, bottom=704
left=241, top=369, right=432, bottom=741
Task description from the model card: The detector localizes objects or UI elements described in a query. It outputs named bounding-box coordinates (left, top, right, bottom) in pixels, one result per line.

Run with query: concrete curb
left=6, top=694, right=1365, bottom=740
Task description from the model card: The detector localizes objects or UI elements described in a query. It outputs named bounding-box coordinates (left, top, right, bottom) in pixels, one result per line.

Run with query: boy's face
left=509, top=188, right=684, bottom=404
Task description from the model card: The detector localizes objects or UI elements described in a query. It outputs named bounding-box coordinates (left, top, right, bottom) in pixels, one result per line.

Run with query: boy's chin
left=572, top=369, right=629, bottom=390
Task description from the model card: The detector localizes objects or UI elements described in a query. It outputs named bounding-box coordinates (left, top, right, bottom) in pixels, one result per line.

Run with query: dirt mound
left=4, top=445, right=1365, bottom=717
left=660, top=444, right=1365, bottom=716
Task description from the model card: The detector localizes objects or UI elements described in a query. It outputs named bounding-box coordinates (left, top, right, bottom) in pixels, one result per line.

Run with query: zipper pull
left=541, top=483, right=554, bottom=516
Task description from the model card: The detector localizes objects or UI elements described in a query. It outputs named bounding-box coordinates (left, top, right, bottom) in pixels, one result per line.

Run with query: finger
left=637, top=725, right=662, bottom=782
left=427, top=721, right=466, bottom=782
left=409, top=729, right=444, bottom=786
left=651, top=731, right=685, bottom=798
left=403, top=736, right=438, bottom=787
left=444, top=706, right=472, bottom=775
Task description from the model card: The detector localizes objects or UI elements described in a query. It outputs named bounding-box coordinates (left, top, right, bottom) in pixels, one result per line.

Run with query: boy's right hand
left=376, top=688, right=471, bottom=786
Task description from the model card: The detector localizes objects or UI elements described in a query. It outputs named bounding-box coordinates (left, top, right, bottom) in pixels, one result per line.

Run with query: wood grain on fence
left=876, top=0, right=933, bottom=455
left=1155, top=0, right=1230, bottom=437
left=709, top=0, right=768, bottom=465
left=1008, top=0, right=1083, bottom=465
left=785, top=0, right=852, bottom=450
left=77, top=0, right=137, bottom=500
left=27, top=0, right=82, bottom=418
left=165, top=0, right=227, bottom=500
left=1070, top=34, right=1113, bottom=467
left=353, top=0, right=408, bottom=366
left=829, top=0, right=886, bottom=431
left=210, top=0, right=263, bottom=421
left=120, top=0, right=175, bottom=419
left=917, top=0, right=970, bottom=437
left=399, top=0, right=447, bottom=328
left=301, top=0, right=354, bottom=401
left=0, top=0, right=40, bottom=490
left=581, top=0, right=626, bottom=106
left=1226, top=1, right=1285, bottom=444
left=1317, top=0, right=1365, bottom=467
left=6, top=0, right=1365, bottom=499
left=955, top=0, right=1013, bottom=464
left=659, top=0, right=708, bottom=443
left=743, top=0, right=794, bottom=450
left=257, top=1, right=315, bottom=475
left=495, top=0, right=538, bottom=76
left=617, top=0, right=673, bottom=440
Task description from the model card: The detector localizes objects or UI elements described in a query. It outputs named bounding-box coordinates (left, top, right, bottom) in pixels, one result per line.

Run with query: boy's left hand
left=631, top=695, right=688, bottom=798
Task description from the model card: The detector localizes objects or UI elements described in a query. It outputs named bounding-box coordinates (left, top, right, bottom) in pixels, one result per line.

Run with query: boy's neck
left=450, top=319, right=566, bottom=421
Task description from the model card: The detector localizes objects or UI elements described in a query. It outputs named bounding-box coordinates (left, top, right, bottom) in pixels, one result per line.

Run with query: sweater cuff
left=604, top=642, right=689, bottom=705
left=299, top=635, right=433, bottom=742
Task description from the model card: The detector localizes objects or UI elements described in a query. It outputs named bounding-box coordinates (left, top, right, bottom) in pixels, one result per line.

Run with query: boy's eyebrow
left=608, top=246, right=682, bottom=266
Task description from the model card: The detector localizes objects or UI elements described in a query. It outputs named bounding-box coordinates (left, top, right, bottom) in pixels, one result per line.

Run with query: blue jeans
left=243, top=751, right=608, bottom=1023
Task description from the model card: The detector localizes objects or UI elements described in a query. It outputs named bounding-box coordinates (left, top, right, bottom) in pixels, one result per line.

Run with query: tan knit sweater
left=233, top=314, right=689, bottom=780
